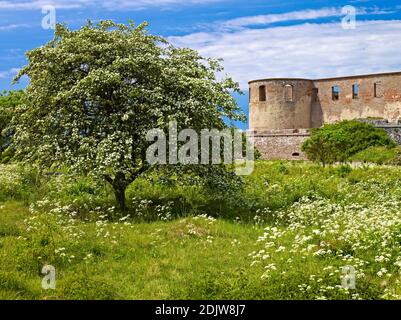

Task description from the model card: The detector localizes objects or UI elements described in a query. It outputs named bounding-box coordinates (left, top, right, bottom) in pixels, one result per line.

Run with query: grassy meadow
left=2, top=161, right=401, bottom=299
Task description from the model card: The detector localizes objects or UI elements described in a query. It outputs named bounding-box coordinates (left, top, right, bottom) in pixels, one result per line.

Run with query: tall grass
left=2, top=161, right=401, bottom=299
left=2, top=161, right=401, bottom=221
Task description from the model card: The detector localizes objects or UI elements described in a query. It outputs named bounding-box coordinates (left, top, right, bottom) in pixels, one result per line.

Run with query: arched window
left=285, top=84, right=293, bottom=102
left=292, top=152, right=300, bottom=157
left=259, top=85, right=266, bottom=101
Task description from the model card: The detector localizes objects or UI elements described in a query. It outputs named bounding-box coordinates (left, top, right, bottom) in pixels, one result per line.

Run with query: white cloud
left=0, top=0, right=88, bottom=10
left=207, top=6, right=399, bottom=31
left=0, top=68, right=20, bottom=78
left=101, top=0, right=222, bottom=10
left=0, top=0, right=221, bottom=10
left=169, top=20, right=401, bottom=89
left=0, top=24, right=30, bottom=30
left=220, top=7, right=343, bottom=30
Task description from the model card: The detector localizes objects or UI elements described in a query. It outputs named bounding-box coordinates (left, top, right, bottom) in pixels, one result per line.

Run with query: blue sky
left=1, top=0, right=401, bottom=129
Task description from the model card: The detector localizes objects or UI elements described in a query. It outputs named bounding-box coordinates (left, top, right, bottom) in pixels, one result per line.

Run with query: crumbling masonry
left=248, top=71, right=401, bottom=159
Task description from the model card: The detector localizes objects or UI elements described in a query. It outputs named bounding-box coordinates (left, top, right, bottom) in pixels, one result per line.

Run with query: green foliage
left=4, top=160, right=401, bottom=223
left=3, top=161, right=401, bottom=299
left=0, top=164, right=40, bottom=202
left=334, top=164, right=353, bottom=177
left=272, top=161, right=289, bottom=175
left=387, top=147, right=401, bottom=166
left=302, top=120, right=396, bottom=165
left=351, top=146, right=398, bottom=165
left=12, top=20, right=245, bottom=210
left=0, top=90, right=25, bottom=163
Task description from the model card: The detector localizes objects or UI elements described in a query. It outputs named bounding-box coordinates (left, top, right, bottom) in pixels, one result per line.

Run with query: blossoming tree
left=12, top=20, right=244, bottom=210
left=0, top=90, right=25, bottom=163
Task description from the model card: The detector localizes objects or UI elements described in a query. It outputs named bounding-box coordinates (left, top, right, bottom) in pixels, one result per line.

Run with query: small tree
left=0, top=90, right=25, bottom=163
left=302, top=120, right=396, bottom=166
left=12, top=21, right=245, bottom=210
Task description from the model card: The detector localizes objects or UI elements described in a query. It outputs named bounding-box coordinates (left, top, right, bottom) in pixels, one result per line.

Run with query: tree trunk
left=113, top=184, right=127, bottom=211
left=104, top=168, right=146, bottom=212
left=105, top=172, right=128, bottom=211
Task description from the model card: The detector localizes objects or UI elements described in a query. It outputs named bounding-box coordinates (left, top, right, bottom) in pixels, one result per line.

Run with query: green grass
left=350, top=146, right=399, bottom=165
left=2, top=161, right=401, bottom=299
left=0, top=201, right=265, bottom=299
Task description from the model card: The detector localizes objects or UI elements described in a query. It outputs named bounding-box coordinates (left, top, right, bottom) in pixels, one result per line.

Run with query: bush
left=335, top=164, right=353, bottom=177
left=0, top=164, right=40, bottom=202
left=302, top=120, right=396, bottom=166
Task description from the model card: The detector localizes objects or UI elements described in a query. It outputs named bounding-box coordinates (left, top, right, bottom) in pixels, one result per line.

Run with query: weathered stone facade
left=360, top=119, right=401, bottom=145
left=249, top=129, right=310, bottom=160
left=248, top=72, right=401, bottom=160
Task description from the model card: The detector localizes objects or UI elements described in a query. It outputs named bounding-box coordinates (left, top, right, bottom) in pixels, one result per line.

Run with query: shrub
left=335, top=164, right=353, bottom=177
left=0, top=164, right=40, bottom=202
left=302, top=120, right=395, bottom=166
left=272, top=161, right=289, bottom=175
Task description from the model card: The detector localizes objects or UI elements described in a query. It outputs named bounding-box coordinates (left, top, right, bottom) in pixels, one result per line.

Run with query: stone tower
left=248, top=71, right=401, bottom=160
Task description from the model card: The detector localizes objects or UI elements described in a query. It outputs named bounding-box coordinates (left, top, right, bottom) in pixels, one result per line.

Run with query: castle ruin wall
left=248, top=72, right=401, bottom=160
